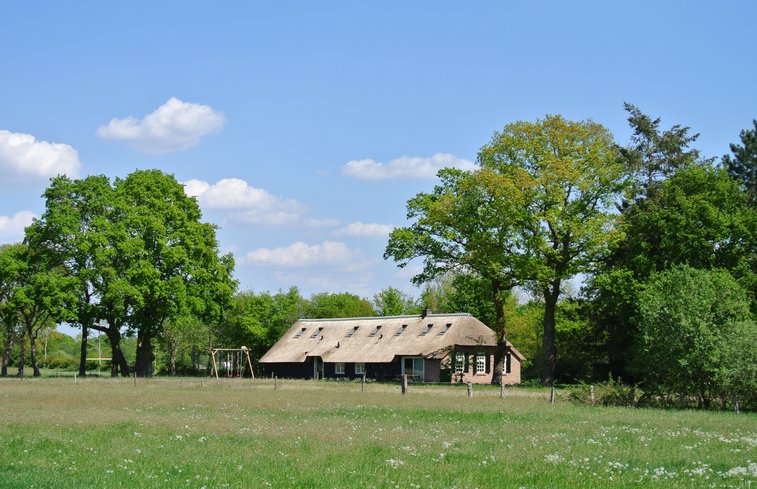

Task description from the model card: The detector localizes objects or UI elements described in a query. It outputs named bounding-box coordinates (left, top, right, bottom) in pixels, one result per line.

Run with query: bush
left=570, top=378, right=639, bottom=407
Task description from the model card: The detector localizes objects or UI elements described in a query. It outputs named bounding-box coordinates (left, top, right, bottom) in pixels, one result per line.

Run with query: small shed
left=259, top=313, right=524, bottom=384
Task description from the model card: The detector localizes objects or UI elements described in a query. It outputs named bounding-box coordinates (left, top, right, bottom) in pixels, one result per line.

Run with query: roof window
left=293, top=327, right=307, bottom=338
left=437, top=323, right=452, bottom=336
left=310, top=327, right=324, bottom=338
left=345, top=326, right=359, bottom=338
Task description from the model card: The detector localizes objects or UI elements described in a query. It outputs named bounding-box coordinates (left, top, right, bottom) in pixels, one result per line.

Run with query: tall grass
left=0, top=378, right=754, bottom=488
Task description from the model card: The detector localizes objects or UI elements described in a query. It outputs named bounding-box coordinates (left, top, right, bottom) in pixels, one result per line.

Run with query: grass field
left=0, top=377, right=754, bottom=488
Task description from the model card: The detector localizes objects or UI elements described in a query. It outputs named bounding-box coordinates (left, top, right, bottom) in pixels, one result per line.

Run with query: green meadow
left=0, top=378, right=754, bottom=488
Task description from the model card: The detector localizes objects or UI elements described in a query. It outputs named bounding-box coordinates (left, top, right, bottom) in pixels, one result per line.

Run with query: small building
left=259, top=313, right=524, bottom=384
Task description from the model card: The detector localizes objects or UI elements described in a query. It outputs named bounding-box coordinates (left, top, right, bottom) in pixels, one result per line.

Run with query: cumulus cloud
left=334, top=221, right=394, bottom=237
left=241, top=241, right=369, bottom=270
left=342, top=153, right=477, bottom=180
left=0, top=130, right=81, bottom=184
left=0, top=211, right=36, bottom=242
left=184, top=178, right=304, bottom=225
left=96, top=97, right=225, bottom=153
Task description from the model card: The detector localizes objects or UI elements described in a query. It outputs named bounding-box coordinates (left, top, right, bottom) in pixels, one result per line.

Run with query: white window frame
left=454, top=353, right=465, bottom=374
left=476, top=354, right=486, bottom=374
left=354, top=362, right=365, bottom=375
left=402, top=356, right=424, bottom=380
left=335, top=362, right=345, bottom=375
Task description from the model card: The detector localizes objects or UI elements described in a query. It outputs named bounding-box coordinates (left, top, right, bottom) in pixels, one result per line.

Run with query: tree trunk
left=25, top=321, right=42, bottom=377
left=491, top=282, right=509, bottom=385
left=78, top=324, right=89, bottom=377
left=16, top=336, right=26, bottom=378
left=28, top=330, right=41, bottom=377
left=135, top=330, right=154, bottom=378
left=1, top=330, right=13, bottom=377
left=541, top=280, right=561, bottom=385
left=106, top=329, right=129, bottom=377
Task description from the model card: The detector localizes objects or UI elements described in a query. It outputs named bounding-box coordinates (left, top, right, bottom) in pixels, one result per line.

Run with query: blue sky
left=1, top=1, right=756, bottom=301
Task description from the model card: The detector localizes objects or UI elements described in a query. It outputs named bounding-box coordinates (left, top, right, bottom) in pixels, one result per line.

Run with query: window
left=420, top=324, right=433, bottom=336
left=293, top=327, right=307, bottom=338
left=403, top=357, right=424, bottom=378
left=346, top=326, right=359, bottom=338
left=454, top=353, right=465, bottom=374
left=476, top=354, right=486, bottom=374
left=310, top=327, right=323, bottom=338
left=335, top=362, right=345, bottom=375
left=504, top=353, right=512, bottom=374
left=394, top=324, right=407, bottom=336
left=437, top=323, right=452, bottom=336
left=368, top=325, right=382, bottom=337
left=354, top=362, right=365, bottom=375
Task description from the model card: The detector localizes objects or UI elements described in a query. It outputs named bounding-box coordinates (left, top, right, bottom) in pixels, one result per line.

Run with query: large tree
left=723, top=119, right=757, bottom=206
left=303, top=292, right=375, bottom=319
left=25, top=175, right=135, bottom=376
left=0, top=244, right=25, bottom=376
left=634, top=265, right=754, bottom=409
left=114, top=170, right=236, bottom=377
left=479, top=115, right=627, bottom=384
left=589, top=107, right=755, bottom=380
left=385, top=166, right=531, bottom=383
left=27, top=170, right=236, bottom=377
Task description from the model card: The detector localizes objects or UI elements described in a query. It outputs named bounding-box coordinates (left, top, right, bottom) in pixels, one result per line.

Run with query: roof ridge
left=298, top=313, right=472, bottom=322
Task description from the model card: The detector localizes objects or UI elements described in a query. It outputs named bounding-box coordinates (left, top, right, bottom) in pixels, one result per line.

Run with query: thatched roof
left=259, top=313, right=524, bottom=364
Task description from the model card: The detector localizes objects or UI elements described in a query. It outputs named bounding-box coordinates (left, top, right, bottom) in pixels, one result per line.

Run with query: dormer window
left=394, top=324, right=408, bottom=336
left=368, top=325, right=382, bottom=337
left=437, top=323, right=452, bottom=336
left=293, top=327, right=307, bottom=338
left=310, top=327, right=324, bottom=338
left=345, top=325, right=359, bottom=338
left=420, top=324, right=433, bottom=336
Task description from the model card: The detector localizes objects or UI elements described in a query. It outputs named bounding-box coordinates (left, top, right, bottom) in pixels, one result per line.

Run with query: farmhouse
left=259, top=313, right=524, bottom=384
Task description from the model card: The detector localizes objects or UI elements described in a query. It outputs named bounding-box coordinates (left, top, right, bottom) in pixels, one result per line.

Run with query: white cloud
left=342, top=153, right=477, bottom=180
left=334, top=221, right=394, bottom=237
left=241, top=241, right=370, bottom=270
left=96, top=97, right=225, bottom=153
left=0, top=211, right=36, bottom=242
left=0, top=130, right=81, bottom=184
left=184, top=178, right=305, bottom=225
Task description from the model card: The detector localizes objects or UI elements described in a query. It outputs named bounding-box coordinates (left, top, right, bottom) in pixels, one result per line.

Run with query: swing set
left=209, top=346, right=255, bottom=379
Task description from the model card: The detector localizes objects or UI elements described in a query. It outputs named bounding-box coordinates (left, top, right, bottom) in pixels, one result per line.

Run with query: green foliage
left=303, top=292, right=374, bottom=319
left=569, top=378, right=639, bottom=407
left=620, top=102, right=703, bottom=199
left=220, top=287, right=305, bottom=360
left=634, top=265, right=754, bottom=409
left=723, top=119, right=757, bottom=205
left=25, top=170, right=236, bottom=377
left=554, top=299, right=599, bottom=382
left=480, top=115, right=627, bottom=383
left=372, top=287, right=421, bottom=316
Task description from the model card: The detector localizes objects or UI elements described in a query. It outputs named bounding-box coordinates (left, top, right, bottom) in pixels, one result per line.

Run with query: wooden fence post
left=549, top=381, right=555, bottom=404
left=734, top=394, right=740, bottom=414
left=499, top=379, right=505, bottom=398
left=361, top=374, right=365, bottom=393
left=401, top=374, right=408, bottom=395
left=590, top=385, right=595, bottom=405
left=467, top=380, right=473, bottom=398
left=274, top=375, right=277, bottom=390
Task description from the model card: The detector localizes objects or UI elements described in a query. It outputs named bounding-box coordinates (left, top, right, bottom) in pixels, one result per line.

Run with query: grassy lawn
left=0, top=378, right=754, bottom=488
